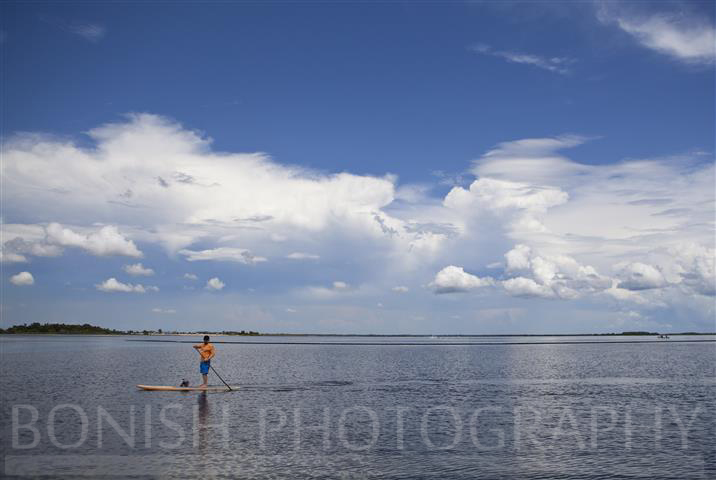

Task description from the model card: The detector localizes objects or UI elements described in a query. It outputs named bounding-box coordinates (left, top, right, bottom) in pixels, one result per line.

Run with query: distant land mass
left=0, top=322, right=125, bottom=335
left=0, top=322, right=259, bottom=336
left=0, top=323, right=712, bottom=336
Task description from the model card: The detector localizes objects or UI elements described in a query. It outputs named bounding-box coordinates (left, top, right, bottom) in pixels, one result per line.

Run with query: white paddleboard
left=136, top=385, right=238, bottom=392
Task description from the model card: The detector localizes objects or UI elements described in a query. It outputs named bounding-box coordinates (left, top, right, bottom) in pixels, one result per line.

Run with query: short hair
left=203, top=335, right=210, bottom=342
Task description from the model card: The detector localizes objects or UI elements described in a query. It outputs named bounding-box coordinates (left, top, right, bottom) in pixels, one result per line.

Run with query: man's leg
left=199, top=362, right=208, bottom=387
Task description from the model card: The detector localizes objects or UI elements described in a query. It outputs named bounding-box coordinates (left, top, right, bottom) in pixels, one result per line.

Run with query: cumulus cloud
left=333, top=281, right=349, bottom=290
left=2, top=114, right=713, bottom=327
left=123, top=263, right=154, bottom=276
left=10, top=271, right=34, bottom=286
left=1, top=236, right=62, bottom=262
left=603, top=282, right=650, bottom=305
left=431, top=266, right=495, bottom=294
left=670, top=244, right=715, bottom=296
left=434, top=244, right=612, bottom=300
left=502, top=277, right=555, bottom=298
left=3, top=114, right=391, bottom=231
left=183, top=273, right=198, bottom=280
left=439, top=136, right=588, bottom=241
left=1, top=223, right=140, bottom=262
left=1, top=114, right=450, bottom=264
left=392, top=286, right=409, bottom=293
left=206, top=277, right=225, bottom=291
left=616, top=262, right=667, bottom=291
left=46, top=223, right=142, bottom=257
left=597, top=2, right=715, bottom=64
left=151, top=307, right=176, bottom=314
left=286, top=252, right=320, bottom=260
left=500, top=244, right=611, bottom=299
left=470, top=43, right=575, bottom=74
left=96, top=277, right=157, bottom=293
left=446, top=178, right=568, bottom=214
left=436, top=134, right=713, bottom=318
left=457, top=135, right=713, bottom=255
left=179, top=247, right=267, bottom=264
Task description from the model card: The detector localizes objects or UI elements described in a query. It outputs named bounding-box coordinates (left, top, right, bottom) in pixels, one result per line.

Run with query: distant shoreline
left=2, top=322, right=714, bottom=337
left=2, top=332, right=715, bottom=337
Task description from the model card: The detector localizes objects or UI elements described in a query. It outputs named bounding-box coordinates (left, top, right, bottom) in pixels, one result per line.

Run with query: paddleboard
left=136, top=385, right=238, bottom=392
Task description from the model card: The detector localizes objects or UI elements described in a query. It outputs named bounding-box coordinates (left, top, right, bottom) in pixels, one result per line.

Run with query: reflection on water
left=1, top=335, right=714, bottom=479
left=196, top=393, right=209, bottom=454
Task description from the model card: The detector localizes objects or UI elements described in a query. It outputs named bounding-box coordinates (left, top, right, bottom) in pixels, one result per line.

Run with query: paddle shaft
left=209, top=364, right=232, bottom=391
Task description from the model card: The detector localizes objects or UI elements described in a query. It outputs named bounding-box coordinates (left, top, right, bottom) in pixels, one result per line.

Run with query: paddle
left=210, top=364, right=232, bottom=391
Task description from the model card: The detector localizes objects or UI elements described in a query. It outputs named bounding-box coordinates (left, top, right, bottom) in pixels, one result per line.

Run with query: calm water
left=1, top=335, right=715, bottom=479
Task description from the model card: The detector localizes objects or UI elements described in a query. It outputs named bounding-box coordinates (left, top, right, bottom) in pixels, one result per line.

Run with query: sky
left=1, top=1, right=714, bottom=334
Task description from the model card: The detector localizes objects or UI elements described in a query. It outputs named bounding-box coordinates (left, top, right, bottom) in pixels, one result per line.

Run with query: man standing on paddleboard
left=193, top=335, right=216, bottom=388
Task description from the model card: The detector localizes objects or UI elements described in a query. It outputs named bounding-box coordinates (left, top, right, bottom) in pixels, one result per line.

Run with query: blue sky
left=1, top=1, right=714, bottom=334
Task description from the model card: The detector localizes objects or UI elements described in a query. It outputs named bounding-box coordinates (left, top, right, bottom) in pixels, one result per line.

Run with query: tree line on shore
left=0, top=322, right=260, bottom=336
left=0, top=323, right=708, bottom=336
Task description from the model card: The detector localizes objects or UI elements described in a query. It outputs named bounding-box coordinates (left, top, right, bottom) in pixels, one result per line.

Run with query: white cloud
left=669, top=244, right=715, bottom=296
left=502, top=277, right=555, bottom=299
left=392, top=286, right=409, bottom=293
left=206, top=277, right=225, bottom=291
left=438, top=137, right=586, bottom=243
left=597, top=3, right=715, bottom=64
left=431, top=266, right=495, bottom=294
left=286, top=252, right=320, bottom=260
left=603, top=282, right=650, bottom=305
left=505, top=244, right=532, bottom=271
left=151, top=307, right=176, bottom=314
left=616, top=262, right=667, bottom=291
left=438, top=135, right=713, bottom=316
left=68, top=22, right=106, bottom=42
left=0, top=114, right=446, bottom=264
left=444, top=177, right=568, bottom=235
left=460, top=136, right=713, bottom=249
left=472, top=135, right=591, bottom=185
left=499, top=244, right=611, bottom=299
left=10, top=271, right=34, bottom=286
left=2, top=114, right=713, bottom=328
left=1, top=222, right=139, bottom=262
left=446, top=178, right=568, bottom=214
left=1, top=236, right=62, bottom=262
left=183, top=273, right=198, bottom=280
left=470, top=43, right=575, bottom=74
left=46, top=223, right=142, bottom=257
left=123, top=263, right=154, bottom=276
left=179, top=247, right=267, bottom=264
left=301, top=281, right=355, bottom=299
left=96, top=277, right=156, bottom=293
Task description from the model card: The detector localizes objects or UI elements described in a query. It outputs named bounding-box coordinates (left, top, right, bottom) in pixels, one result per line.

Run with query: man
left=193, top=335, right=216, bottom=388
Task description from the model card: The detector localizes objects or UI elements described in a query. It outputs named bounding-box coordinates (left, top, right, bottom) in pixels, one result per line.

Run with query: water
left=2, top=335, right=715, bottom=479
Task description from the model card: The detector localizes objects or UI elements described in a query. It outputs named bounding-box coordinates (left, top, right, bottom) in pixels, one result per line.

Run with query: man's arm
left=208, top=345, right=216, bottom=360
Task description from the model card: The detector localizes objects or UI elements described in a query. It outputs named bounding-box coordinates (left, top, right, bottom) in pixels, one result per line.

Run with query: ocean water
left=1, top=334, right=715, bottom=479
